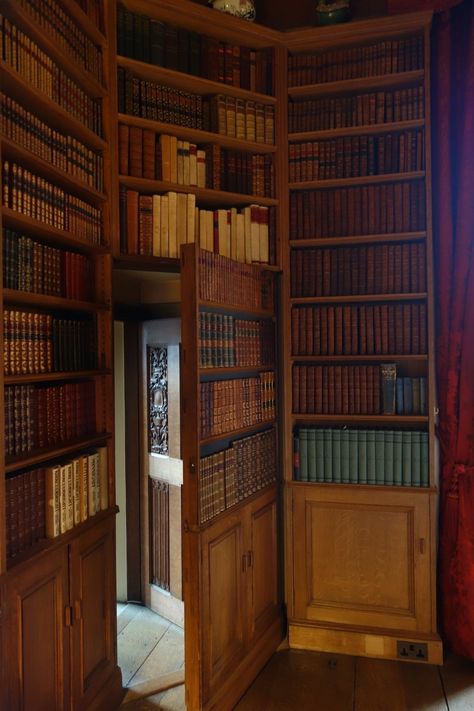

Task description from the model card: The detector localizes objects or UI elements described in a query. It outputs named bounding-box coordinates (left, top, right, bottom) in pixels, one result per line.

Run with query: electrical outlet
left=396, top=641, right=428, bottom=661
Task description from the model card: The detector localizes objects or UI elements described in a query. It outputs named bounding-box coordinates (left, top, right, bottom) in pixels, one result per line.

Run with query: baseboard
left=289, top=623, right=443, bottom=665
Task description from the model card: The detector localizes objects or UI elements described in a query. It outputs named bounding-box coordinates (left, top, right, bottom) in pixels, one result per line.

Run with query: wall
left=114, top=321, right=128, bottom=602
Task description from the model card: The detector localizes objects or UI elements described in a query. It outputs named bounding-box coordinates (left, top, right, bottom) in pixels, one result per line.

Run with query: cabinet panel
left=70, top=517, right=117, bottom=710
left=248, top=495, right=279, bottom=642
left=3, top=547, right=70, bottom=711
left=292, top=486, right=432, bottom=632
left=201, top=513, right=247, bottom=699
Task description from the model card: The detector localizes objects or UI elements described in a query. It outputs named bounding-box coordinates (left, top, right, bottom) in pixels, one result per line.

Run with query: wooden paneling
left=248, top=497, right=279, bottom=642
left=150, top=479, right=170, bottom=591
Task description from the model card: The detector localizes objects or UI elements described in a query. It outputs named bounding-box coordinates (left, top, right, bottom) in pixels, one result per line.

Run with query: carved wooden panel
left=148, top=346, right=168, bottom=455
left=150, top=478, right=170, bottom=592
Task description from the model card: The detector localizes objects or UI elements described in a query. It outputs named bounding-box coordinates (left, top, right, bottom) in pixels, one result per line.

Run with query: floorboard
left=439, top=653, right=474, bottom=711
left=118, top=606, right=171, bottom=686
left=127, top=622, right=185, bottom=686
left=118, top=603, right=140, bottom=634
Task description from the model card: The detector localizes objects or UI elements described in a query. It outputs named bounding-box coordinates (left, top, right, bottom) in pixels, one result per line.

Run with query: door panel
left=3, top=547, right=70, bottom=711
left=248, top=494, right=279, bottom=642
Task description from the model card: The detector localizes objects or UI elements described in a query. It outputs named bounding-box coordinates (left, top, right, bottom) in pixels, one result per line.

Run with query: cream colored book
left=168, top=191, right=178, bottom=258
left=187, top=193, right=196, bottom=243
left=243, top=206, right=252, bottom=264
left=236, top=212, right=245, bottom=263
left=196, top=149, right=206, bottom=188
left=73, top=458, right=81, bottom=526
left=183, top=141, right=190, bottom=185
left=45, top=464, right=61, bottom=538
left=176, top=192, right=187, bottom=249
left=189, top=143, right=198, bottom=186
left=97, top=446, right=108, bottom=511
left=152, top=194, right=161, bottom=256
left=259, top=206, right=269, bottom=264
left=79, top=454, right=89, bottom=521
left=177, top=139, right=184, bottom=185
left=160, top=194, right=169, bottom=257
left=230, top=207, right=238, bottom=261
left=169, top=136, right=178, bottom=183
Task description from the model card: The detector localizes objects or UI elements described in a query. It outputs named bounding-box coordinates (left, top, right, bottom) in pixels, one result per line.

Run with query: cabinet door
left=3, top=547, right=70, bottom=710
left=292, top=486, right=433, bottom=633
left=69, top=517, right=118, bottom=710
left=200, top=510, right=247, bottom=702
left=247, top=492, right=279, bottom=644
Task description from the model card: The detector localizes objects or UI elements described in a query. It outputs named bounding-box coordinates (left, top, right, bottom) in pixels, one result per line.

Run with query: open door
left=180, top=245, right=283, bottom=711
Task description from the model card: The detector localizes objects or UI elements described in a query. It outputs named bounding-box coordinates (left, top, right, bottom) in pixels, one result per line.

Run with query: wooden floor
left=117, top=605, right=474, bottom=710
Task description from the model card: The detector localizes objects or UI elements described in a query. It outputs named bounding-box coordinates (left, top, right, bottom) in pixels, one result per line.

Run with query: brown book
left=118, top=124, right=129, bottom=175
left=366, top=305, right=375, bottom=354
left=138, top=195, right=153, bottom=256
left=142, top=130, right=156, bottom=179
left=126, top=190, right=139, bottom=255
left=129, top=126, right=143, bottom=177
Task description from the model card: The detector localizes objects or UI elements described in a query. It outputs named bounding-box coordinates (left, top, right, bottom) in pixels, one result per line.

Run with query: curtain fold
left=431, top=0, right=474, bottom=660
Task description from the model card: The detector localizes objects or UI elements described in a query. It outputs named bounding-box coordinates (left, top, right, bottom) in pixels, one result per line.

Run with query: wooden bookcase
left=0, top=0, right=123, bottom=708
left=282, top=12, right=442, bottom=663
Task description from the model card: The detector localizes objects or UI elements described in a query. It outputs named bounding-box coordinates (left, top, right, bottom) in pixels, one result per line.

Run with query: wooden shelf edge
left=5, top=506, right=119, bottom=573
left=3, top=290, right=110, bottom=312
left=0, top=62, right=106, bottom=151
left=117, top=55, right=277, bottom=104
left=1, top=137, right=107, bottom=204
left=288, top=480, right=436, bottom=493
left=1, top=209, right=109, bottom=254
left=200, top=420, right=276, bottom=445
left=4, top=370, right=112, bottom=385
left=198, top=299, right=274, bottom=317
left=118, top=176, right=278, bottom=206
left=292, top=415, right=429, bottom=424
left=289, top=355, right=428, bottom=362
left=290, top=171, right=425, bottom=190
left=117, top=113, right=277, bottom=153
left=290, top=292, right=427, bottom=304
left=289, top=232, right=427, bottom=247
left=199, top=365, right=276, bottom=375
left=288, top=119, right=425, bottom=142
left=287, top=70, right=425, bottom=98
left=5, top=433, right=113, bottom=474
left=3, top=0, right=106, bottom=98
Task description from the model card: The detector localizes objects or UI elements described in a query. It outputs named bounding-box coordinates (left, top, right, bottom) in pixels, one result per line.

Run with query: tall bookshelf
left=0, top=0, right=123, bottom=708
left=282, top=12, right=442, bottom=663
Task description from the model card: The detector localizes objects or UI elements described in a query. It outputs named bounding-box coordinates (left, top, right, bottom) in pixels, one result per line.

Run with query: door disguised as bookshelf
left=0, top=1, right=123, bottom=708
left=181, top=244, right=282, bottom=711
left=283, top=12, right=442, bottom=663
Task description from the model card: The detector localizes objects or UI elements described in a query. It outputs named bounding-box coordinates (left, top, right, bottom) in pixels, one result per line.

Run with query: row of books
left=290, top=181, right=426, bottom=239
left=5, top=447, right=108, bottom=559
left=1, top=16, right=102, bottom=135
left=288, top=36, right=424, bottom=86
left=17, top=0, right=103, bottom=81
left=290, top=241, right=426, bottom=297
left=199, top=312, right=275, bottom=369
left=117, top=6, right=273, bottom=95
left=1, top=94, right=104, bottom=192
left=380, top=366, right=428, bottom=415
left=288, top=130, right=424, bottom=183
left=117, top=70, right=275, bottom=145
left=5, top=466, right=45, bottom=559
left=199, top=428, right=277, bottom=524
left=121, top=189, right=275, bottom=265
left=119, top=127, right=274, bottom=197
left=288, top=87, right=425, bottom=133
left=197, top=249, right=274, bottom=311
left=292, top=365, right=381, bottom=415
left=3, top=229, right=95, bottom=301
left=74, top=0, right=103, bottom=30
left=5, top=381, right=96, bottom=458
left=2, top=161, right=103, bottom=244
left=293, top=427, right=429, bottom=487
left=3, top=310, right=97, bottom=376
left=291, top=302, right=427, bottom=356
left=200, top=372, right=275, bottom=439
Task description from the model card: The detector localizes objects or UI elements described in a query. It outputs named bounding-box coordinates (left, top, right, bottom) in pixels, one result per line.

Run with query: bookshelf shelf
left=6, top=506, right=118, bottom=572
left=118, top=113, right=278, bottom=154
left=4, top=370, right=112, bottom=386
left=113, top=255, right=180, bottom=272
left=291, top=293, right=427, bottom=304
left=0, top=62, right=107, bottom=151
left=199, top=365, right=275, bottom=376
left=289, top=232, right=427, bottom=248
left=117, top=55, right=277, bottom=105
left=198, top=299, right=274, bottom=317
left=200, top=421, right=276, bottom=446
left=292, top=414, right=429, bottom=424
left=118, top=176, right=278, bottom=207
left=4, top=433, right=113, bottom=475
left=289, top=480, right=437, bottom=494
left=289, top=171, right=425, bottom=191
left=288, top=119, right=425, bottom=142
left=3, top=290, right=109, bottom=312
left=288, top=70, right=425, bottom=99
left=2, top=0, right=107, bottom=98
left=1, top=209, right=109, bottom=254
left=290, top=354, right=428, bottom=363
left=1, top=138, right=108, bottom=205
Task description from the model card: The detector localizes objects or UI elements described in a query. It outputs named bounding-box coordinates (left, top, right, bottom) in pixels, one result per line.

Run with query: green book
left=374, top=431, right=385, bottom=484
left=308, top=429, right=317, bottom=482
left=341, top=429, right=350, bottom=484
left=420, top=432, right=429, bottom=487
left=299, top=429, right=308, bottom=482
left=384, top=430, right=394, bottom=486
left=332, top=429, right=341, bottom=483
left=367, top=429, right=376, bottom=485
left=393, top=431, right=403, bottom=485
left=348, top=429, right=358, bottom=483
left=357, top=430, right=368, bottom=484
left=412, top=378, right=421, bottom=415
left=411, top=431, right=421, bottom=486
left=315, top=429, right=324, bottom=482
left=293, top=432, right=300, bottom=481
left=402, top=431, right=412, bottom=486
left=420, top=377, right=427, bottom=415
left=323, top=428, right=333, bottom=482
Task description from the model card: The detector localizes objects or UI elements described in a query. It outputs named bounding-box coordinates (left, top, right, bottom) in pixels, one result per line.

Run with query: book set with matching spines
left=5, top=446, right=108, bottom=561
left=119, top=126, right=275, bottom=198
left=199, top=312, right=274, bottom=369
left=199, top=428, right=276, bottom=524
left=293, top=427, right=429, bottom=487
left=117, top=5, right=273, bottom=95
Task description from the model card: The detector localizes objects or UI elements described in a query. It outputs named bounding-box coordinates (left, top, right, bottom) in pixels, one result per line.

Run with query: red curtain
left=431, top=0, right=474, bottom=660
